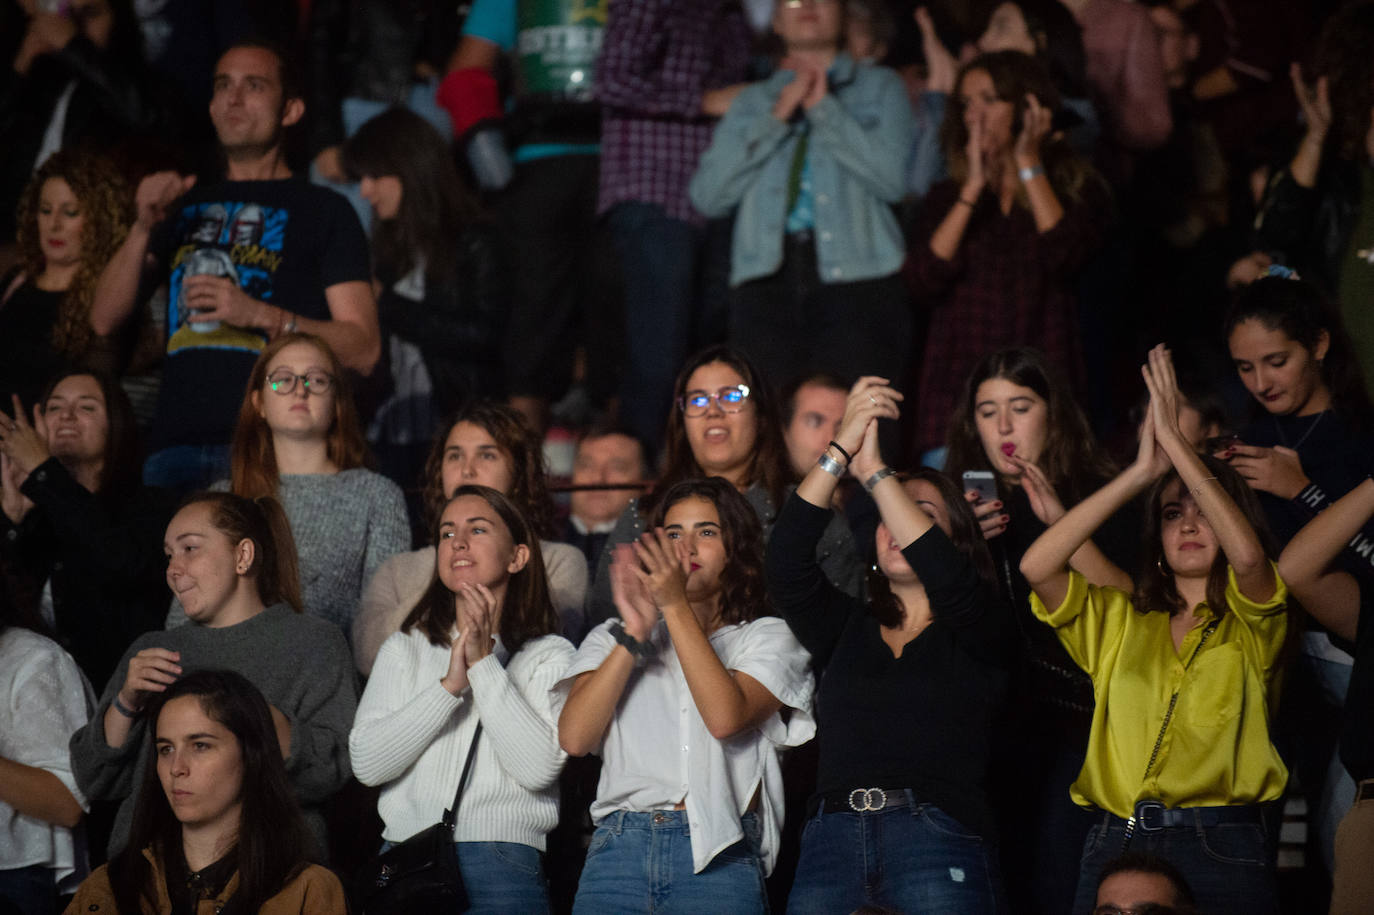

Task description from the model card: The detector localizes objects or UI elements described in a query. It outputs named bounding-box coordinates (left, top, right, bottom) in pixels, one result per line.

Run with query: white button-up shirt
left=563, top=617, right=815, bottom=874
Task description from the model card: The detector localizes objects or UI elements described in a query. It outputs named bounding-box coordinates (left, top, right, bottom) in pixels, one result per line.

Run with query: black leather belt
left=1121, top=800, right=1264, bottom=832
left=811, top=787, right=914, bottom=816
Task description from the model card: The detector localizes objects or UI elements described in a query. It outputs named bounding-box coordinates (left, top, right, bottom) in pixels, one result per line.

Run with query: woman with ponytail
left=69, top=492, right=358, bottom=858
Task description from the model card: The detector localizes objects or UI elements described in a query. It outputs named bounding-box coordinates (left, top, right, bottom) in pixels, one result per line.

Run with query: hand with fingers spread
left=0, top=394, right=51, bottom=475
left=458, top=582, right=499, bottom=665
left=1013, top=93, right=1052, bottom=168
left=610, top=543, right=660, bottom=642
left=633, top=530, right=692, bottom=613
left=118, top=648, right=183, bottom=713
left=1224, top=444, right=1309, bottom=499
left=1290, top=63, right=1331, bottom=142
left=1007, top=453, right=1067, bottom=526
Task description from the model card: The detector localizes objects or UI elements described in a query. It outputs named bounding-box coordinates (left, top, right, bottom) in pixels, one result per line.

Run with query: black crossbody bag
left=357, top=721, right=484, bottom=914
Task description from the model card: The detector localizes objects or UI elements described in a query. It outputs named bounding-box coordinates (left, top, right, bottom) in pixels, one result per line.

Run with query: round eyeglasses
left=266, top=370, right=334, bottom=395
left=677, top=384, right=751, bottom=417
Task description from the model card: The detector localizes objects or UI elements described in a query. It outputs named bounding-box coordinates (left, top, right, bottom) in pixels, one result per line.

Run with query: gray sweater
left=166, top=469, right=410, bottom=633
left=69, top=604, right=358, bottom=855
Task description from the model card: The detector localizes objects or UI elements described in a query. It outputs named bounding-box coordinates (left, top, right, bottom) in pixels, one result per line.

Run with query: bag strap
left=1121, top=621, right=1218, bottom=848
left=441, top=721, right=483, bottom=829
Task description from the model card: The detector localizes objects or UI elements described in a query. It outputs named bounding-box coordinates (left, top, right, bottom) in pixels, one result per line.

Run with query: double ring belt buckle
left=848, top=787, right=888, bottom=812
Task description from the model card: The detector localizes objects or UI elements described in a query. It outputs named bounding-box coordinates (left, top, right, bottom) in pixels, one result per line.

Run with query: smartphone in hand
left=963, top=470, right=997, bottom=504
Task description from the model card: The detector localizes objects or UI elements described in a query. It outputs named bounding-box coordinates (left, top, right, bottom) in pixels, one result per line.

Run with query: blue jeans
left=378, top=840, right=549, bottom=914
left=0, top=864, right=58, bottom=915
left=141, top=444, right=231, bottom=493
left=572, top=810, right=767, bottom=914
left=606, top=202, right=704, bottom=455
left=1072, top=810, right=1278, bottom=915
left=787, top=800, right=1004, bottom=914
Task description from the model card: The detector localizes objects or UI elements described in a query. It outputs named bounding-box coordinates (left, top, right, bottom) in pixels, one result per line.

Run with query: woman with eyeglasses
left=585, top=345, right=863, bottom=629
left=165, top=333, right=409, bottom=635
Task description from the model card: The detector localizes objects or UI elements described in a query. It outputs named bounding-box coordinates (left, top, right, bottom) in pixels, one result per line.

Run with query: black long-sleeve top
left=0, top=459, right=174, bottom=690
left=766, top=493, right=1017, bottom=839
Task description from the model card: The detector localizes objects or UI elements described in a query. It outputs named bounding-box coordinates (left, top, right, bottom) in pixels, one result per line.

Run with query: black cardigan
left=765, top=493, right=1016, bottom=839
left=0, top=458, right=174, bottom=690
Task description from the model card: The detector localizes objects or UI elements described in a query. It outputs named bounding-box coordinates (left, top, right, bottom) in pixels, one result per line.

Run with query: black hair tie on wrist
left=828, top=440, right=852, bottom=465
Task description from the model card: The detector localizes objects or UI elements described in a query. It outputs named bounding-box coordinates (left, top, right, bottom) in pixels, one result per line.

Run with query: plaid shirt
left=908, top=180, right=1106, bottom=453
left=595, top=0, right=752, bottom=225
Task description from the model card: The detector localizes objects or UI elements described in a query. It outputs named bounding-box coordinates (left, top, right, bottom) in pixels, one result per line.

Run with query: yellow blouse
left=1030, top=566, right=1289, bottom=817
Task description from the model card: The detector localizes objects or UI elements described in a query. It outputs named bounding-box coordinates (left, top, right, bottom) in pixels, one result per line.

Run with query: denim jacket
left=689, top=53, right=915, bottom=287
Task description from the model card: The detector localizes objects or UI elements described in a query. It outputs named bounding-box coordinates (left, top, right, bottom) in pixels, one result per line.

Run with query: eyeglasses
left=783, top=0, right=835, bottom=7
left=1093, top=905, right=1180, bottom=915
left=678, top=384, right=751, bottom=417
left=266, top=370, right=334, bottom=395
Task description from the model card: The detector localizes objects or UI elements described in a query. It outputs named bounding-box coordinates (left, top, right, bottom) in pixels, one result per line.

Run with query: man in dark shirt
left=91, top=40, right=379, bottom=492
left=557, top=427, right=648, bottom=579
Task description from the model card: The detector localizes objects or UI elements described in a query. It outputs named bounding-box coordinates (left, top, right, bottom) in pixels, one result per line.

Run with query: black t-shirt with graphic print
left=147, top=178, right=368, bottom=451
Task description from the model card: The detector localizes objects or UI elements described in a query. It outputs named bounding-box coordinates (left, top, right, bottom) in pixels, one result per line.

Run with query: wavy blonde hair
left=14, top=150, right=133, bottom=359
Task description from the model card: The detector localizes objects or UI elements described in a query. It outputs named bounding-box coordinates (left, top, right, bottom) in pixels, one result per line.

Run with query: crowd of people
left=2, top=0, right=1374, bottom=913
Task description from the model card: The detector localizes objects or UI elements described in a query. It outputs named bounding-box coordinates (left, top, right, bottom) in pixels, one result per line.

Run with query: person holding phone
left=908, top=50, right=1109, bottom=465
left=943, top=346, right=1136, bottom=913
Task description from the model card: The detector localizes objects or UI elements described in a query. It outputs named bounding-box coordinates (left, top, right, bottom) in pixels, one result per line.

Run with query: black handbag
left=357, top=722, right=484, bottom=914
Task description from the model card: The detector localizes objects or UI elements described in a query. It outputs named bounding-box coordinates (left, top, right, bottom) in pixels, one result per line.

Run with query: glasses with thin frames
left=1092, top=905, right=1180, bottom=915
left=678, top=384, right=752, bottom=417
left=266, top=370, right=335, bottom=396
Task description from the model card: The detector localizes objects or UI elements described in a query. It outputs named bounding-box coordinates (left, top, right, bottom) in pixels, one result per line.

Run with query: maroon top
left=907, top=179, right=1106, bottom=454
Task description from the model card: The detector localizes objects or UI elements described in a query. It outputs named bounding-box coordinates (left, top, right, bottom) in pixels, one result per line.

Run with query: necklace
left=1274, top=410, right=1325, bottom=451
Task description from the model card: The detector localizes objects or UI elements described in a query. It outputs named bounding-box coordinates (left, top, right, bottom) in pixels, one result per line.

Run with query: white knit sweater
left=349, top=628, right=574, bottom=849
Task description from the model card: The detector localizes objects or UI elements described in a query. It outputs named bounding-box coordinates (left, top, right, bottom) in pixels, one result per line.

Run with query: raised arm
left=91, top=171, right=194, bottom=335
left=1277, top=478, right=1373, bottom=641
left=558, top=549, right=658, bottom=757
left=1143, top=344, right=1274, bottom=602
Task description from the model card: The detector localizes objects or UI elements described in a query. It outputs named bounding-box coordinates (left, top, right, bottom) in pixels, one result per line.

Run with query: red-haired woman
left=165, top=333, right=409, bottom=634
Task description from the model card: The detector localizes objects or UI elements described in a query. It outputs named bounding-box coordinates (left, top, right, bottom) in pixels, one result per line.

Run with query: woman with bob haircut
left=560, top=476, right=814, bottom=912
left=585, top=344, right=862, bottom=628
left=65, top=669, right=347, bottom=913
left=767, top=376, right=1015, bottom=913
left=351, top=484, right=574, bottom=913
left=1, top=150, right=134, bottom=406
left=0, top=369, right=174, bottom=689
left=1020, top=345, right=1287, bottom=915
left=70, top=491, right=357, bottom=858
left=165, top=332, right=409, bottom=633
left=353, top=401, right=587, bottom=671
left=908, top=50, right=1109, bottom=460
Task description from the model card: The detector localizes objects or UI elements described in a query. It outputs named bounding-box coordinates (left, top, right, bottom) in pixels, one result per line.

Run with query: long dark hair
left=420, top=401, right=556, bottom=538
left=1224, top=275, right=1374, bottom=432
left=1134, top=456, right=1275, bottom=619
left=176, top=492, right=303, bottom=614
left=342, top=107, right=482, bottom=289
left=944, top=347, right=1116, bottom=503
left=402, top=485, right=559, bottom=652
left=229, top=332, right=369, bottom=500
left=867, top=469, right=996, bottom=627
left=108, top=670, right=313, bottom=914
left=646, top=477, right=772, bottom=627
left=650, top=345, right=790, bottom=515
left=981, top=0, right=1089, bottom=98
left=941, top=50, right=1102, bottom=206
left=37, top=370, right=142, bottom=499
